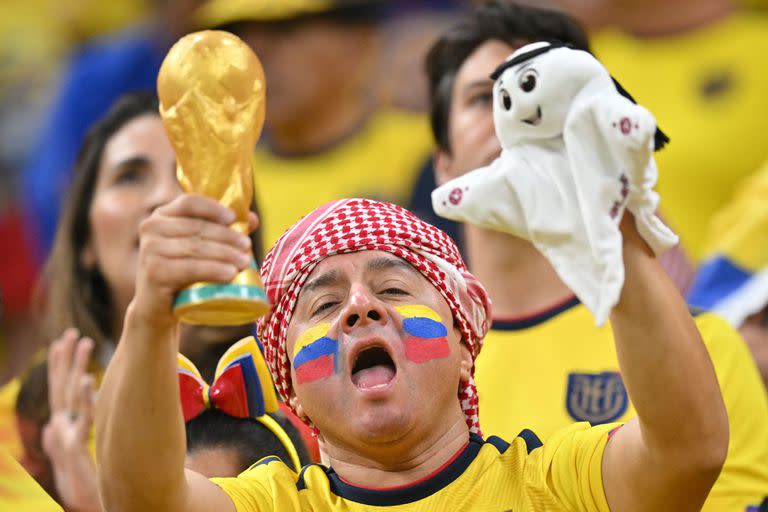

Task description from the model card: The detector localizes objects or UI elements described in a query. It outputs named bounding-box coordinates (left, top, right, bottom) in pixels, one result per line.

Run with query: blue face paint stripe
left=294, top=337, right=338, bottom=369
left=403, top=317, right=448, bottom=339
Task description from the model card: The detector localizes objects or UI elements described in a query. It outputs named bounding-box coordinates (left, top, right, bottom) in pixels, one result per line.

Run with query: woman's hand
left=43, top=328, right=100, bottom=512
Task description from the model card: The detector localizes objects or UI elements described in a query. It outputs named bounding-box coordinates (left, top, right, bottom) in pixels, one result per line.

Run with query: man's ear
left=459, top=344, right=472, bottom=385
left=434, top=149, right=453, bottom=187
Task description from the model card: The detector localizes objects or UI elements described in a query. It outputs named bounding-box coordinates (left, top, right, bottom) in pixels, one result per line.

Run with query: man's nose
left=340, top=285, right=387, bottom=334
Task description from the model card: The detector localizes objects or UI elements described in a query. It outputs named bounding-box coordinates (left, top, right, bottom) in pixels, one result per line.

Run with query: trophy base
left=173, top=283, right=270, bottom=325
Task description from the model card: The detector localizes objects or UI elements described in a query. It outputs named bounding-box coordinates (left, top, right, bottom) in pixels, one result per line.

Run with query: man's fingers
left=146, top=237, right=251, bottom=269
left=142, top=216, right=251, bottom=249
left=248, top=211, right=260, bottom=233
left=48, top=328, right=80, bottom=412
left=155, top=194, right=236, bottom=225
left=143, top=256, right=240, bottom=289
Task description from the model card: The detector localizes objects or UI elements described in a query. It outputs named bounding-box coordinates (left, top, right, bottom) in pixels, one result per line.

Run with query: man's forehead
left=302, top=251, right=420, bottom=290
left=458, top=40, right=515, bottom=87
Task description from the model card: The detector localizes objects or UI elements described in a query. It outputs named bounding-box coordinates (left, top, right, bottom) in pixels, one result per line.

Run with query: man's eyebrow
left=303, top=270, right=341, bottom=294
left=462, top=79, right=493, bottom=93
left=366, top=256, right=417, bottom=275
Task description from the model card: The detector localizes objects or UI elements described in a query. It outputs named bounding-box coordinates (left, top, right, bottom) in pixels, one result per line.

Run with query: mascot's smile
left=522, top=106, right=542, bottom=125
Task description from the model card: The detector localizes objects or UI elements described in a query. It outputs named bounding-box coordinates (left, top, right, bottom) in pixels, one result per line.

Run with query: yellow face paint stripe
left=395, top=304, right=442, bottom=322
left=293, top=322, right=331, bottom=357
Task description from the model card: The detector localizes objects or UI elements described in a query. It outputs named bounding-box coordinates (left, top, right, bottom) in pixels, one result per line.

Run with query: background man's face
left=435, top=40, right=516, bottom=184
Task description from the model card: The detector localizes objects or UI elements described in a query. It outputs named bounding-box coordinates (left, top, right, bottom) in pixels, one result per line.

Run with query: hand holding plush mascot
left=432, top=42, right=678, bottom=325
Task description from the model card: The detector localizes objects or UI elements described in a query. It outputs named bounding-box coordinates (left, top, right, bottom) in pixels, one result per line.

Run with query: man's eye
left=311, top=303, right=333, bottom=316
left=312, top=302, right=338, bottom=316
left=469, top=92, right=493, bottom=106
left=381, top=288, right=407, bottom=295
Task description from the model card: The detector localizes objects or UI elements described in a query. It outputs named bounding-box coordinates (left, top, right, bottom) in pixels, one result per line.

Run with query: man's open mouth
left=351, top=346, right=397, bottom=390
left=522, top=106, right=542, bottom=126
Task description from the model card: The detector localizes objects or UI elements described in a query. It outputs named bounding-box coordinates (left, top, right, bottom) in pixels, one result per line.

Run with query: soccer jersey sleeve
left=525, top=422, right=617, bottom=512
left=211, top=456, right=301, bottom=512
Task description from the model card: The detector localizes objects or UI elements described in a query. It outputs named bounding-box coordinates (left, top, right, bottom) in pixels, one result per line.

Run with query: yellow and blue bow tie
left=177, top=336, right=302, bottom=472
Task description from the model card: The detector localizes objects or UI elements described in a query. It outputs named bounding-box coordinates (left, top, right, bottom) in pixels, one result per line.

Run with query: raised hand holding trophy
left=157, top=30, right=270, bottom=325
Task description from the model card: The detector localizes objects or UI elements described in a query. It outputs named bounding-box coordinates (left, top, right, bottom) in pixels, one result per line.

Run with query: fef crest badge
left=566, top=372, right=628, bottom=424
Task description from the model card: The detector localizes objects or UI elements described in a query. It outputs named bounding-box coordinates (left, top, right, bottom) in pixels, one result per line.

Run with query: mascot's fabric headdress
left=177, top=336, right=302, bottom=471
left=257, top=198, right=492, bottom=434
left=489, top=40, right=670, bottom=151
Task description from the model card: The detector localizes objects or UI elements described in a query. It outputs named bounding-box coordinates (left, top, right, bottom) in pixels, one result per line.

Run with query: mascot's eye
left=519, top=70, right=538, bottom=93
left=500, top=89, right=512, bottom=110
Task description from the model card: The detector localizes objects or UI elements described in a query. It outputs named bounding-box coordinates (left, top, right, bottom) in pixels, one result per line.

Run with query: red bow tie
left=178, top=336, right=278, bottom=421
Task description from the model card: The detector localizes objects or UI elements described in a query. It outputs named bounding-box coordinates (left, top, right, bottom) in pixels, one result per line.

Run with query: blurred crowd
left=1, top=0, right=768, bottom=510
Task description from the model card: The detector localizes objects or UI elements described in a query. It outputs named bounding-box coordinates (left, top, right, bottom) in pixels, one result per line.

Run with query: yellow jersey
left=592, top=12, right=768, bottom=260
left=213, top=422, right=615, bottom=511
left=253, top=110, right=432, bottom=247
left=475, top=300, right=768, bottom=511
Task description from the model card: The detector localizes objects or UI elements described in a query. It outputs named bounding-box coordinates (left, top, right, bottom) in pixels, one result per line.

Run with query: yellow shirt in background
left=0, top=379, right=21, bottom=460
left=475, top=301, right=768, bottom=511
left=592, top=12, right=768, bottom=260
left=0, top=448, right=61, bottom=511
left=213, top=422, right=615, bottom=511
left=254, top=110, right=432, bottom=247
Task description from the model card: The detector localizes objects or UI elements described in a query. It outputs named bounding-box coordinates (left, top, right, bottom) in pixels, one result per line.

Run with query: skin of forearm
left=95, top=303, right=188, bottom=511
left=610, top=223, right=728, bottom=465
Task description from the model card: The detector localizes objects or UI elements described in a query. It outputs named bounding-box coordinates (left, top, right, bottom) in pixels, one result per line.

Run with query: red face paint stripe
left=404, top=336, right=450, bottom=363
left=295, top=354, right=335, bottom=384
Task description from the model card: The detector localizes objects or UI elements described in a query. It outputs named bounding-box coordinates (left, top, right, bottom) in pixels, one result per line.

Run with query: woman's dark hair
left=425, top=0, right=591, bottom=153
left=39, top=91, right=160, bottom=356
left=186, top=409, right=310, bottom=474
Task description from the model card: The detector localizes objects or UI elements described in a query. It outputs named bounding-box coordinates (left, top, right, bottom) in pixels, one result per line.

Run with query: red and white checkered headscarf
left=257, top=199, right=491, bottom=434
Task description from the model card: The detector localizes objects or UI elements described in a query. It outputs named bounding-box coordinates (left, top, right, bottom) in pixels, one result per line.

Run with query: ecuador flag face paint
left=293, top=323, right=339, bottom=384
left=395, top=305, right=450, bottom=363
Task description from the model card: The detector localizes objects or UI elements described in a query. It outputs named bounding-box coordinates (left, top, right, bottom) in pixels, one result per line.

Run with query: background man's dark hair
left=186, top=410, right=311, bottom=473
left=425, top=1, right=591, bottom=153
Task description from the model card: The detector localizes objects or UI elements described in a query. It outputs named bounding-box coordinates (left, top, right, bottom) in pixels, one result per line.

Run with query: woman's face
left=82, top=114, right=180, bottom=321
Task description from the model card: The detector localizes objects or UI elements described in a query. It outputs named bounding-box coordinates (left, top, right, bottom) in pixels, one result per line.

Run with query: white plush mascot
left=432, top=41, right=678, bottom=325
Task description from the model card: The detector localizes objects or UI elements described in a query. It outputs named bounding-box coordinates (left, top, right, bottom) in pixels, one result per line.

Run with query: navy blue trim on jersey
left=296, top=464, right=318, bottom=491
left=324, top=433, right=485, bottom=506
left=486, top=435, right=510, bottom=454
left=245, top=456, right=281, bottom=472
left=516, top=429, right=543, bottom=454
left=492, top=296, right=581, bottom=331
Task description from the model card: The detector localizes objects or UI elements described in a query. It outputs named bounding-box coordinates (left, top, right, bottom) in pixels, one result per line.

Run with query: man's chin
left=349, top=405, right=416, bottom=445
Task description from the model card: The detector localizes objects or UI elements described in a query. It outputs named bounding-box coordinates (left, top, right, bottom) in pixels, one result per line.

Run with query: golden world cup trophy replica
left=157, top=30, right=270, bottom=325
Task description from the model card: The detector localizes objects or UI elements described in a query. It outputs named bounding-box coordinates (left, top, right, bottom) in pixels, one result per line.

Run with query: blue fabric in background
left=687, top=255, right=753, bottom=310
left=22, top=25, right=166, bottom=260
